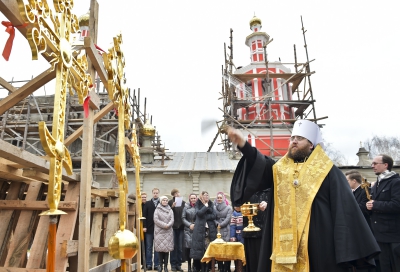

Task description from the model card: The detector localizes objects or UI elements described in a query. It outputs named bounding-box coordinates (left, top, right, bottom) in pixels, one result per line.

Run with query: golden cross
left=361, top=177, right=371, bottom=200
left=104, top=34, right=138, bottom=268
left=18, top=0, right=93, bottom=215
left=103, top=33, right=132, bottom=230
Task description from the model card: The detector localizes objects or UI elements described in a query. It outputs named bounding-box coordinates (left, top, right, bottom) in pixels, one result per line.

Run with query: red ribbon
left=83, top=96, right=90, bottom=118
left=2, top=21, right=28, bottom=61
left=114, top=108, right=118, bottom=116
left=94, top=44, right=106, bottom=54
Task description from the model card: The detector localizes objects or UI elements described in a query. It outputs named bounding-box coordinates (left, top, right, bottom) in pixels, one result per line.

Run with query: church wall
left=94, top=171, right=235, bottom=202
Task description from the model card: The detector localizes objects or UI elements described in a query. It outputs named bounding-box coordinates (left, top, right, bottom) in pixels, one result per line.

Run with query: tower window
left=252, top=42, right=256, bottom=51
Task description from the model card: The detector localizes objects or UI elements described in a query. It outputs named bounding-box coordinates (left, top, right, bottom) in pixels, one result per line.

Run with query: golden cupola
left=141, top=119, right=156, bottom=137
left=249, top=15, right=262, bottom=30
left=78, top=10, right=90, bottom=27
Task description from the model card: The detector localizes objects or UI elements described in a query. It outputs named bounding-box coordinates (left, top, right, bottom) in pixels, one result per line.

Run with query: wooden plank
left=0, top=68, right=56, bottom=116
left=54, top=182, right=80, bottom=272
left=90, top=207, right=135, bottom=215
left=91, top=189, right=119, bottom=198
left=0, top=163, right=38, bottom=183
left=4, top=181, right=42, bottom=267
left=0, top=182, right=22, bottom=263
left=0, top=200, right=77, bottom=211
left=0, top=139, right=78, bottom=182
left=89, top=196, right=105, bottom=268
left=0, top=158, right=25, bottom=169
left=88, top=259, right=121, bottom=272
left=64, top=102, right=114, bottom=147
left=0, top=1, right=29, bottom=38
left=233, top=72, right=308, bottom=82
left=102, top=197, right=120, bottom=263
left=84, top=38, right=108, bottom=93
left=127, top=202, right=136, bottom=232
left=60, top=241, right=109, bottom=257
left=78, top=92, right=96, bottom=272
left=0, top=77, right=17, bottom=92
left=61, top=240, right=79, bottom=258
left=87, top=90, right=101, bottom=110
left=25, top=206, right=49, bottom=269
left=22, top=169, right=52, bottom=183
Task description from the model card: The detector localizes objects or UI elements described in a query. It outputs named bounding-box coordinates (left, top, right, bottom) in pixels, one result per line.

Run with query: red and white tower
left=232, top=16, right=297, bottom=157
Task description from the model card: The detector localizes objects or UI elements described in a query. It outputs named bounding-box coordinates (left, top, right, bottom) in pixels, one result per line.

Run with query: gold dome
left=78, top=10, right=90, bottom=27
left=249, top=15, right=262, bottom=29
left=141, top=119, right=156, bottom=137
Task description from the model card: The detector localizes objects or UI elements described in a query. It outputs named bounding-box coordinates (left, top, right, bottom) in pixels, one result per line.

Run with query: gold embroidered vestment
left=270, top=145, right=333, bottom=271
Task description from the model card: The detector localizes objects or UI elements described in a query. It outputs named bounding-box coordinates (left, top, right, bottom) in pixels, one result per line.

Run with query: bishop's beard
left=288, top=145, right=312, bottom=162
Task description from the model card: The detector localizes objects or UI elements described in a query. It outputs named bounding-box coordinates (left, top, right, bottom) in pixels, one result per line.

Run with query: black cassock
left=231, top=142, right=380, bottom=272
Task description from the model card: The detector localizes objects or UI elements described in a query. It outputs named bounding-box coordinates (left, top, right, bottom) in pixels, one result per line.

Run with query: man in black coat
left=143, top=188, right=161, bottom=270
left=345, top=170, right=371, bottom=226
left=367, top=154, right=400, bottom=271
left=168, top=188, right=186, bottom=272
left=141, top=192, right=148, bottom=265
left=228, top=120, right=380, bottom=272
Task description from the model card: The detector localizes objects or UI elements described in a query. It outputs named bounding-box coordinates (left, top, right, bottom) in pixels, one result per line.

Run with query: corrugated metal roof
left=145, top=152, right=240, bottom=173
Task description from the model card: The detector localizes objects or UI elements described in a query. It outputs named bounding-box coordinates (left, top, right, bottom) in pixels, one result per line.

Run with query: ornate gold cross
left=104, top=34, right=137, bottom=267
left=103, top=33, right=132, bottom=230
left=17, top=0, right=93, bottom=215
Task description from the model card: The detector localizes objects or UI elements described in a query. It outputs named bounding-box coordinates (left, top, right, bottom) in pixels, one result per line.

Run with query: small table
left=201, top=242, right=245, bottom=272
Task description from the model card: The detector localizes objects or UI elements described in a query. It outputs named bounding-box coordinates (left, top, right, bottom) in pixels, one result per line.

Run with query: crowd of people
left=139, top=119, right=400, bottom=272
left=141, top=187, right=270, bottom=272
left=142, top=189, right=237, bottom=272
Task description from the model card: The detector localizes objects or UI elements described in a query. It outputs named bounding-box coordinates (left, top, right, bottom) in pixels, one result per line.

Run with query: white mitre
left=291, top=120, right=324, bottom=149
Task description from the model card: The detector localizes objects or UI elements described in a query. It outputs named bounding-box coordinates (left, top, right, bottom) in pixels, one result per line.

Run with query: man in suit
left=346, top=170, right=371, bottom=226
left=143, top=188, right=161, bottom=270
left=367, top=154, right=400, bottom=271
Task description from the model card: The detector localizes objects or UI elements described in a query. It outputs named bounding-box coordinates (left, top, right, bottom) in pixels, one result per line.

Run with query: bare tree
left=364, top=135, right=400, bottom=160
left=324, top=142, right=348, bottom=166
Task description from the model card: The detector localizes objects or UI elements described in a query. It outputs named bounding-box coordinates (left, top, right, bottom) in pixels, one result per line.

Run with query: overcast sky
left=1, top=0, right=399, bottom=165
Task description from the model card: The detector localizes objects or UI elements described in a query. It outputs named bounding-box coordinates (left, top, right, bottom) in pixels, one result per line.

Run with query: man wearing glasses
left=367, top=155, right=400, bottom=271
left=228, top=119, right=380, bottom=272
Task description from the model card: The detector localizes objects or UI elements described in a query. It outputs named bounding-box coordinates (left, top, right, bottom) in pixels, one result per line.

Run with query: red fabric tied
left=114, top=108, right=118, bottom=116
left=83, top=96, right=90, bottom=118
left=94, top=44, right=106, bottom=54
left=2, top=21, right=28, bottom=61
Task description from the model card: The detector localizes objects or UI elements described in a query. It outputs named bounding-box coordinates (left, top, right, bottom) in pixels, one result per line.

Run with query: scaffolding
left=211, top=17, right=328, bottom=158
left=0, top=79, right=166, bottom=172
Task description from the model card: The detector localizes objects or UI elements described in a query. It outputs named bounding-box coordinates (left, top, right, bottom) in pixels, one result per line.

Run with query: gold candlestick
left=240, top=202, right=261, bottom=232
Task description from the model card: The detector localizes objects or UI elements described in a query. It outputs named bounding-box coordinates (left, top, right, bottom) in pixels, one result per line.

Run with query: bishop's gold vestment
left=270, top=145, right=333, bottom=271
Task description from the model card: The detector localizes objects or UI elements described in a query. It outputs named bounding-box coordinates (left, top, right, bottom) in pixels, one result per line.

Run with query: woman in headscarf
left=214, top=192, right=233, bottom=272
left=190, top=191, right=217, bottom=272
left=154, top=195, right=174, bottom=272
left=182, top=193, right=197, bottom=272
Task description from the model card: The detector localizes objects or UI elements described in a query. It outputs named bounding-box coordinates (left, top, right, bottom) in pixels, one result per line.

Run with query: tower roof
left=79, top=10, right=90, bottom=27
left=141, top=119, right=156, bottom=137
left=249, top=15, right=262, bottom=29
